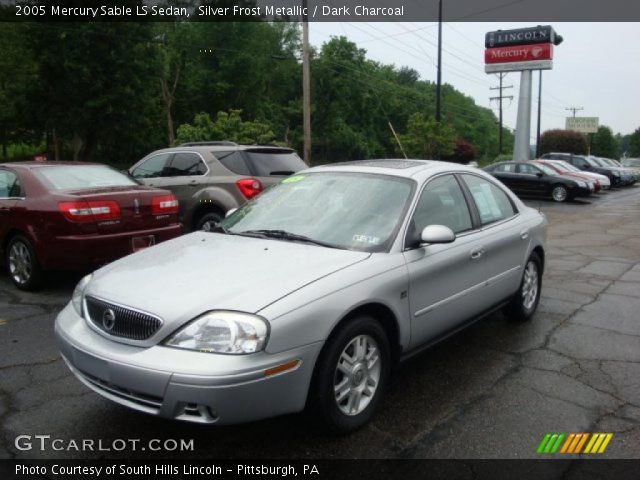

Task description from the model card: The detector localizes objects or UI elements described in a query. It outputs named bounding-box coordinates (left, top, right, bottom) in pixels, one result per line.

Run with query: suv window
left=131, top=153, right=171, bottom=178
left=244, top=149, right=306, bottom=177
left=461, top=174, right=517, bottom=226
left=411, top=175, right=472, bottom=237
left=215, top=151, right=252, bottom=176
left=166, top=152, right=207, bottom=176
left=0, top=170, right=22, bottom=197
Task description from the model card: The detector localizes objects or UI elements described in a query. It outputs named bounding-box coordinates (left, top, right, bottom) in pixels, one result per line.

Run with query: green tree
left=397, top=113, right=456, bottom=159
left=628, top=128, right=640, bottom=157
left=539, top=129, right=588, bottom=155
left=591, top=126, right=618, bottom=158
left=175, top=110, right=276, bottom=145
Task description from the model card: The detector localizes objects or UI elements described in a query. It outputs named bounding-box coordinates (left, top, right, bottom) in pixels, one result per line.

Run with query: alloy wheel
left=522, top=260, right=539, bottom=311
left=8, top=241, right=33, bottom=286
left=333, top=334, right=381, bottom=416
left=552, top=185, right=568, bottom=202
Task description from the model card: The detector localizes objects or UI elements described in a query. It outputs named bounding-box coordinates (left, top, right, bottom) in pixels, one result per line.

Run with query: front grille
left=85, top=295, right=162, bottom=340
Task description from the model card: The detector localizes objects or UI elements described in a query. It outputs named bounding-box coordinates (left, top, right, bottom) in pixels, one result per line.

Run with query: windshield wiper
left=238, top=229, right=340, bottom=249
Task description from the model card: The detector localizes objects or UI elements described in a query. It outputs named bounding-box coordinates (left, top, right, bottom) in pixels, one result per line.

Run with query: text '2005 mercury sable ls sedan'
left=55, top=159, right=547, bottom=433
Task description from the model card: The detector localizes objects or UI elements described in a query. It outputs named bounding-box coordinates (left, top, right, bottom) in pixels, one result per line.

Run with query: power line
left=490, top=73, right=513, bottom=154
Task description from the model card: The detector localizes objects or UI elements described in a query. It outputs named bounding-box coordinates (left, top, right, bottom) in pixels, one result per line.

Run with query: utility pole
left=301, top=0, right=311, bottom=165
left=536, top=70, right=542, bottom=157
left=565, top=106, right=583, bottom=118
left=435, top=0, right=442, bottom=123
left=490, top=73, right=513, bottom=154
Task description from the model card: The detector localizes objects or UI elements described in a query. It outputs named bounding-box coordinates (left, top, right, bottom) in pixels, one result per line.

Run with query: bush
left=539, top=129, right=588, bottom=156
left=442, top=138, right=477, bottom=164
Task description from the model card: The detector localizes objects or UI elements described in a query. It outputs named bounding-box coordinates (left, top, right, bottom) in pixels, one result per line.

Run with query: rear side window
left=34, top=165, right=137, bottom=191
left=0, top=170, right=22, bottom=197
left=495, top=163, right=516, bottom=173
left=166, top=152, right=207, bottom=176
left=244, top=149, right=306, bottom=177
left=214, top=151, right=252, bottom=176
left=461, top=174, right=517, bottom=226
left=131, top=153, right=171, bottom=178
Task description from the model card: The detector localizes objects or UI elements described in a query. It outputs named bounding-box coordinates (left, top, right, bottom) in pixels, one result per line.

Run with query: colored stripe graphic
left=538, top=433, right=613, bottom=454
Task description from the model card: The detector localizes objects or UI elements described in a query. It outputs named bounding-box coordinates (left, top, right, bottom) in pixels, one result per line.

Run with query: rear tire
left=195, top=211, right=223, bottom=232
left=6, top=235, right=44, bottom=291
left=309, top=315, right=391, bottom=434
left=506, top=252, right=542, bottom=322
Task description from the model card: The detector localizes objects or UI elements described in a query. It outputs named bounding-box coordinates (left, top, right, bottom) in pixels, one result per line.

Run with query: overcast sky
left=310, top=22, right=640, bottom=139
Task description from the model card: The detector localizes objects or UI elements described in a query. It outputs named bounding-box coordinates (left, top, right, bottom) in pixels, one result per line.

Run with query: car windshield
left=533, top=163, right=557, bottom=176
left=219, top=172, right=414, bottom=252
left=588, top=157, right=608, bottom=167
left=584, top=157, right=602, bottom=167
left=34, top=165, right=137, bottom=191
left=554, top=161, right=580, bottom=173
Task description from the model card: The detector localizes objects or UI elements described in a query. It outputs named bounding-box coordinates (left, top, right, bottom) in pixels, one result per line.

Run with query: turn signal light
left=59, top=201, right=120, bottom=222
left=236, top=178, right=263, bottom=200
left=151, top=194, right=179, bottom=215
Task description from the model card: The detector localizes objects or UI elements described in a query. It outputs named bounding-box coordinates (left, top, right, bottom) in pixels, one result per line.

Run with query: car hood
left=87, top=232, right=371, bottom=327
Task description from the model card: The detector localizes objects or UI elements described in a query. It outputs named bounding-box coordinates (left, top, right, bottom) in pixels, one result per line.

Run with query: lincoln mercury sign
left=566, top=117, right=599, bottom=134
left=485, top=26, right=561, bottom=73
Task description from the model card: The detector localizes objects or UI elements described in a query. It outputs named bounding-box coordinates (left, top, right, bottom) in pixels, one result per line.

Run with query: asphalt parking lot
left=1, top=186, right=639, bottom=460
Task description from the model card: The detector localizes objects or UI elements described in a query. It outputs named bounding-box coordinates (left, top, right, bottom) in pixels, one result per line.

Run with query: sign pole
left=513, top=70, right=533, bottom=161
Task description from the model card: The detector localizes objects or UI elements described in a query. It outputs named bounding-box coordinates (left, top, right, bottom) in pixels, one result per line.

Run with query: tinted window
left=573, top=157, right=589, bottom=168
left=462, top=174, right=516, bottom=226
left=0, top=170, right=22, bottom=197
left=518, top=163, right=542, bottom=175
left=244, top=149, right=306, bottom=177
left=411, top=175, right=472, bottom=236
left=166, top=152, right=207, bottom=176
left=495, top=163, right=516, bottom=173
left=215, top=151, right=252, bottom=175
left=34, top=165, right=137, bottom=191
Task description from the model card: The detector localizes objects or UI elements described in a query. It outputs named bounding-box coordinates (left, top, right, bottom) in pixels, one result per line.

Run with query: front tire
left=506, top=252, right=542, bottom=322
left=6, top=235, right=44, bottom=291
left=310, top=315, right=391, bottom=434
left=551, top=184, right=569, bottom=202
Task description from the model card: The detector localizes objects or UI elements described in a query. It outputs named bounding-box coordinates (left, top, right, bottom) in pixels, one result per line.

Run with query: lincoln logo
left=102, top=309, right=116, bottom=331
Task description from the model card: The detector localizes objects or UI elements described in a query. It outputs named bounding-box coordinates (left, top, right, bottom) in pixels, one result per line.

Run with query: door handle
left=470, top=248, right=484, bottom=260
left=188, top=181, right=197, bottom=187
left=520, top=229, right=529, bottom=240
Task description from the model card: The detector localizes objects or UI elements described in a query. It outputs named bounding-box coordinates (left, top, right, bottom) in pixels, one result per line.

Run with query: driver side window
left=408, top=175, right=473, bottom=246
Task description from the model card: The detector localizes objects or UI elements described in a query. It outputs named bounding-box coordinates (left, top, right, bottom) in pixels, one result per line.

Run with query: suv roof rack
left=179, top=141, right=238, bottom=147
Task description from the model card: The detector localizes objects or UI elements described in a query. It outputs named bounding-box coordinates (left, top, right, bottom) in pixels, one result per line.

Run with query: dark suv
left=129, top=142, right=306, bottom=231
left=539, top=152, right=626, bottom=187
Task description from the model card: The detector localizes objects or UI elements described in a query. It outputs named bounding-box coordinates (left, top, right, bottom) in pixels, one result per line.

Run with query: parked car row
left=484, top=153, right=636, bottom=203
left=0, top=142, right=307, bottom=289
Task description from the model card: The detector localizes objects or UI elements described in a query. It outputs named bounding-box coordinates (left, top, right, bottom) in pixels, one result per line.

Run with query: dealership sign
left=485, top=26, right=561, bottom=73
left=566, top=117, right=599, bottom=134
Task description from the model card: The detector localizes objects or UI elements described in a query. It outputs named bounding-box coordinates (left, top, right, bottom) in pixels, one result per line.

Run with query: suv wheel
left=196, top=211, right=223, bottom=232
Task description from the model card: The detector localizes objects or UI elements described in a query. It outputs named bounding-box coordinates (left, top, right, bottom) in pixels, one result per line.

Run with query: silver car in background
left=55, top=159, right=547, bottom=433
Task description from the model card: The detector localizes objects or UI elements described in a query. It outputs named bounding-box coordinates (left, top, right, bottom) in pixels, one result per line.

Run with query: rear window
left=34, top=165, right=137, bottom=191
left=244, top=149, right=306, bottom=177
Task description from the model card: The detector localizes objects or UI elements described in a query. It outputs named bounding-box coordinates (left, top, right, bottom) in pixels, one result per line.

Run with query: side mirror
left=536, top=172, right=544, bottom=178
left=225, top=208, right=238, bottom=218
left=420, top=225, right=456, bottom=245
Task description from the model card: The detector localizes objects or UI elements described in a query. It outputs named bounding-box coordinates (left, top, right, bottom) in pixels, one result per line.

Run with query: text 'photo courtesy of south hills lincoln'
left=1, top=1, right=640, bottom=480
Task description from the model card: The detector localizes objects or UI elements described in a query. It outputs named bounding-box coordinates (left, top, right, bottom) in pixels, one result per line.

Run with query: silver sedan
left=55, top=160, right=547, bottom=433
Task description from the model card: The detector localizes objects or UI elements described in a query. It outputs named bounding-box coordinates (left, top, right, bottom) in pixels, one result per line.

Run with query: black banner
left=2, top=460, right=640, bottom=480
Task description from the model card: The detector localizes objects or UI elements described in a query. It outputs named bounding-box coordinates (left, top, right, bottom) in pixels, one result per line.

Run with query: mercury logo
left=102, top=309, right=116, bottom=331
left=532, top=47, right=543, bottom=58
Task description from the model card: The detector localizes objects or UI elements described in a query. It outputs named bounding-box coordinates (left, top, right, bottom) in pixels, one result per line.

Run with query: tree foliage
left=175, top=110, right=276, bottom=145
left=443, top=138, right=477, bottom=164
left=539, top=129, right=588, bottom=156
left=591, top=126, right=618, bottom=158
left=628, top=128, right=640, bottom=157
left=397, top=114, right=456, bottom=159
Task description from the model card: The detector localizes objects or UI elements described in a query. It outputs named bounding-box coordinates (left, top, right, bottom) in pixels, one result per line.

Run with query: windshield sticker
left=353, top=234, right=380, bottom=245
left=282, top=175, right=305, bottom=184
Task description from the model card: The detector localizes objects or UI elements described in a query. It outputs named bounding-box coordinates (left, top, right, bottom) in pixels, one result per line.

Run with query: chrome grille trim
left=84, top=295, right=162, bottom=340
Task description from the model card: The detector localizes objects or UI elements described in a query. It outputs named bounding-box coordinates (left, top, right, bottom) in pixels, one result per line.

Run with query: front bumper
left=568, top=185, right=592, bottom=198
left=55, top=303, right=323, bottom=425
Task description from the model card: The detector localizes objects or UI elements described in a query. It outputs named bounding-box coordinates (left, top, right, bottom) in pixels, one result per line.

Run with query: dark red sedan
left=0, top=162, right=183, bottom=290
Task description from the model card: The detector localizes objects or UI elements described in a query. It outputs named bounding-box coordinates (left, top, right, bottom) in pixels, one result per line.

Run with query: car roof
left=148, top=144, right=295, bottom=155
left=304, top=159, right=481, bottom=179
left=0, top=161, right=103, bottom=169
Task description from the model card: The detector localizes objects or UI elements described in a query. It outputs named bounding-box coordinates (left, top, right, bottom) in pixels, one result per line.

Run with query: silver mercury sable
left=56, top=160, right=547, bottom=433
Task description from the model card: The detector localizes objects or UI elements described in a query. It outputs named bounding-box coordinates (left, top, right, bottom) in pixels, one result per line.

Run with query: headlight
left=71, top=274, right=92, bottom=316
left=576, top=181, right=586, bottom=188
left=612, top=171, right=620, bottom=177
left=165, top=311, right=269, bottom=354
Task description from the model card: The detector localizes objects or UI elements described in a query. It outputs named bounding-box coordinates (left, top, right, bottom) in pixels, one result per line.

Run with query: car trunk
left=62, top=186, right=177, bottom=234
